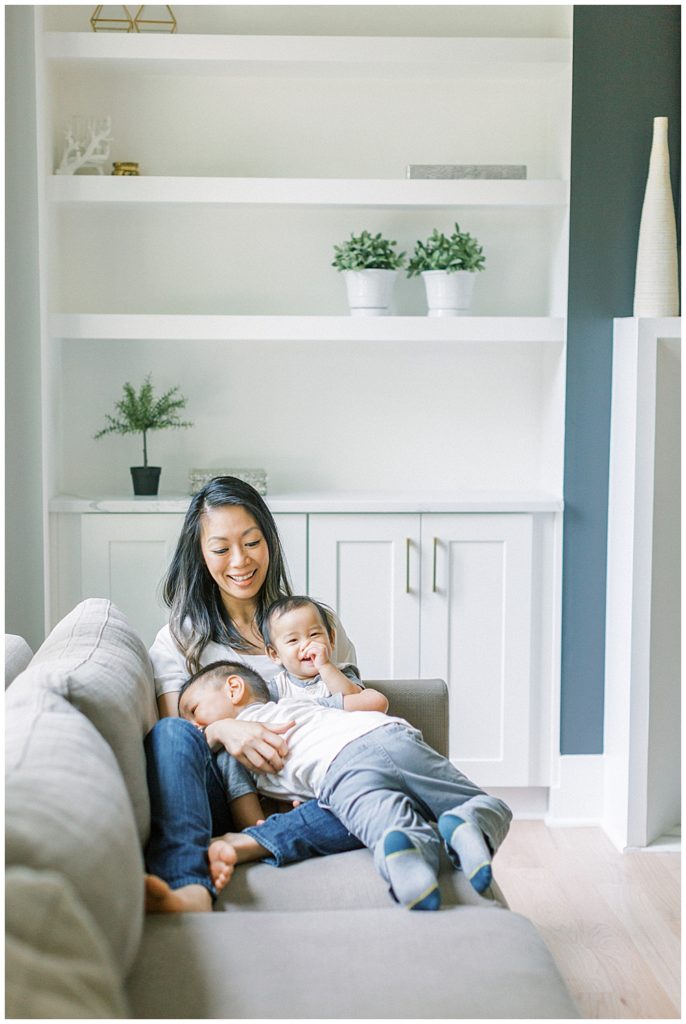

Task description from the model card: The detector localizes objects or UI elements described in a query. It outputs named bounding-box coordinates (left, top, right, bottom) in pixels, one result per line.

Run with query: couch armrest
left=364, top=678, right=449, bottom=758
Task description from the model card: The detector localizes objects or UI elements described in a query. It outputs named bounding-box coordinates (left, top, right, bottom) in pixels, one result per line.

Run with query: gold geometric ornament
left=133, top=6, right=177, bottom=33
left=90, top=5, right=135, bottom=32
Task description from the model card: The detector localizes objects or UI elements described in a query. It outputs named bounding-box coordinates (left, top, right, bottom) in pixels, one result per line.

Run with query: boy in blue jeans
left=179, top=597, right=512, bottom=911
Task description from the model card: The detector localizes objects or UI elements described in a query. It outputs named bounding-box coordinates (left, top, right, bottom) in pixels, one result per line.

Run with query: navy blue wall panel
left=562, top=5, right=680, bottom=753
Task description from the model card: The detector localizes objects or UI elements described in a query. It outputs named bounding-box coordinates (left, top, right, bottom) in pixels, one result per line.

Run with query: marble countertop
left=50, top=492, right=564, bottom=513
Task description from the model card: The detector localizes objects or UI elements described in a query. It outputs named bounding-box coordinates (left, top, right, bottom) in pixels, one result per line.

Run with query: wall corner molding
left=545, top=754, right=604, bottom=826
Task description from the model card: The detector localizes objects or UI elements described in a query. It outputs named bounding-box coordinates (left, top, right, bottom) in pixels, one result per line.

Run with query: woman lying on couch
left=144, top=476, right=365, bottom=913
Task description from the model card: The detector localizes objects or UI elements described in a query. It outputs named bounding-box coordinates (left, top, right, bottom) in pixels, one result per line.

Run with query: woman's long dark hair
left=164, top=476, right=292, bottom=673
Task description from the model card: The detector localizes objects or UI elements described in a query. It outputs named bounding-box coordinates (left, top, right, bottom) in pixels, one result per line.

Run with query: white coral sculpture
left=56, top=116, right=113, bottom=175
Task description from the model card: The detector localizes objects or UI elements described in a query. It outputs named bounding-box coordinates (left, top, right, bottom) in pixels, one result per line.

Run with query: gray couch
left=5, top=599, right=578, bottom=1018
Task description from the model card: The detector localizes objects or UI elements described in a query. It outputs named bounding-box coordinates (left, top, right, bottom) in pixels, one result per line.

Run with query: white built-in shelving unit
left=36, top=6, right=572, bottom=561
left=36, top=8, right=573, bottom=527
left=36, top=5, right=573, bottom=792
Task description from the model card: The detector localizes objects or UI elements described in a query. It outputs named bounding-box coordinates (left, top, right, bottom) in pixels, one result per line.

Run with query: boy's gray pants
left=318, top=722, right=512, bottom=885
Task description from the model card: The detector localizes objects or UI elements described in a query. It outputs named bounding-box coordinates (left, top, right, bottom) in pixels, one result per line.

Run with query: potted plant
left=94, top=374, right=193, bottom=495
left=332, top=230, right=405, bottom=316
left=407, top=223, right=486, bottom=316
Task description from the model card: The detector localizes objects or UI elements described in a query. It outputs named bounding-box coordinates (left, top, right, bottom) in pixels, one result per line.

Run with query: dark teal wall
left=561, top=6, right=680, bottom=753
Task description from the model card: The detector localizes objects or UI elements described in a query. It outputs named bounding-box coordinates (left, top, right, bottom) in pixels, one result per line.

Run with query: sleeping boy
left=178, top=596, right=512, bottom=911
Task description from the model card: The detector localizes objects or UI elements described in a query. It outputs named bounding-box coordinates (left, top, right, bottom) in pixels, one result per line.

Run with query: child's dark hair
left=261, top=596, right=335, bottom=650
left=178, top=659, right=271, bottom=711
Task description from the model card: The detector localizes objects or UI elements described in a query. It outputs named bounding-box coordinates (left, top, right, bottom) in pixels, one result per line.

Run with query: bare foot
left=212, top=830, right=270, bottom=865
left=207, top=839, right=238, bottom=891
left=144, top=874, right=212, bottom=913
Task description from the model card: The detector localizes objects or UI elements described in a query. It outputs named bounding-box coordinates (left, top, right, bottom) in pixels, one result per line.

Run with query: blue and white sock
left=438, top=812, right=492, bottom=894
left=382, top=829, right=441, bottom=911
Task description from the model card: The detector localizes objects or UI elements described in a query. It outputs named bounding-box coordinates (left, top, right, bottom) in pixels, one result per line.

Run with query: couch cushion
left=216, top=847, right=507, bottom=913
left=5, top=866, right=129, bottom=1019
left=5, top=634, right=33, bottom=689
left=10, top=598, right=158, bottom=841
left=127, top=907, right=579, bottom=1019
left=5, top=688, right=144, bottom=975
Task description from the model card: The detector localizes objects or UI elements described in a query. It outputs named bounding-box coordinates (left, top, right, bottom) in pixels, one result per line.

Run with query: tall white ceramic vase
left=633, top=116, right=679, bottom=317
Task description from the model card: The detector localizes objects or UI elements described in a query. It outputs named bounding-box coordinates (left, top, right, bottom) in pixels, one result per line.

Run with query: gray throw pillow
left=9, top=598, right=158, bottom=841
left=6, top=689, right=144, bottom=976
left=6, top=866, right=130, bottom=1018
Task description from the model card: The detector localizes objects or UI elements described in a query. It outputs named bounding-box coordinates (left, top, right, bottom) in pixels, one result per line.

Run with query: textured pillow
left=10, top=599, right=158, bottom=841
left=5, top=866, right=129, bottom=1018
left=5, top=688, right=144, bottom=975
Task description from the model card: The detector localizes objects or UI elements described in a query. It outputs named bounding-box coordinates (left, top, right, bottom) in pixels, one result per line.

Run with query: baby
left=261, top=594, right=388, bottom=713
left=179, top=598, right=512, bottom=911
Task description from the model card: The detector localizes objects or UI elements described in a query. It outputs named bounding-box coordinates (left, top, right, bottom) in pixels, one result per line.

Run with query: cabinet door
left=273, top=513, right=307, bottom=594
left=81, top=514, right=185, bottom=647
left=308, top=514, right=421, bottom=679
left=420, top=514, right=533, bottom=787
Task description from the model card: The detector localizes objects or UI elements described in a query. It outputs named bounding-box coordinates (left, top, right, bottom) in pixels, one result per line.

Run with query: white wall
left=646, top=337, right=681, bottom=840
left=5, top=6, right=46, bottom=648
left=43, top=5, right=572, bottom=37
left=61, top=337, right=564, bottom=496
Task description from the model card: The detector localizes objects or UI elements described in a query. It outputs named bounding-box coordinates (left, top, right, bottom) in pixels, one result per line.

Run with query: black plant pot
left=130, top=466, right=161, bottom=496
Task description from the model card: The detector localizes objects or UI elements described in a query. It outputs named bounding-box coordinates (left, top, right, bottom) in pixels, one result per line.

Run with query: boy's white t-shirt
left=148, top=616, right=357, bottom=698
left=237, top=697, right=411, bottom=802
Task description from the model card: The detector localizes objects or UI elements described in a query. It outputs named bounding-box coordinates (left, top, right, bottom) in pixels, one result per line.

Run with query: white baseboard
left=545, top=754, right=605, bottom=826
left=488, top=787, right=549, bottom=819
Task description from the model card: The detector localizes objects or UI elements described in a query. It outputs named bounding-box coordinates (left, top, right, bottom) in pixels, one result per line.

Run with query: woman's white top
left=149, top=614, right=357, bottom=698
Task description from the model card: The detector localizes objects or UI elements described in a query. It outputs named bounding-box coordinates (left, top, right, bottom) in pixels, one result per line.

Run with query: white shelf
left=48, top=175, right=568, bottom=208
left=44, top=32, right=571, bottom=78
left=50, top=314, right=566, bottom=344
left=50, top=492, right=565, bottom=514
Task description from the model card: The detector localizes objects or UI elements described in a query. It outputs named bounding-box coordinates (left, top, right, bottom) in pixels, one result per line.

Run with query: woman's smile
left=227, top=568, right=258, bottom=585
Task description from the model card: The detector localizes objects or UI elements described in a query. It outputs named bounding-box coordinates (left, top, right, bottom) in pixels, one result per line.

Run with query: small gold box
left=112, top=162, right=140, bottom=176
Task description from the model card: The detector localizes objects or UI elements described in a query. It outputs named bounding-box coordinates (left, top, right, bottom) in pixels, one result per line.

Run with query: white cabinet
left=78, top=511, right=308, bottom=647
left=308, top=514, right=421, bottom=678
left=308, top=511, right=539, bottom=785
left=419, top=514, right=533, bottom=786
left=273, top=514, right=308, bottom=595
left=81, top=515, right=184, bottom=647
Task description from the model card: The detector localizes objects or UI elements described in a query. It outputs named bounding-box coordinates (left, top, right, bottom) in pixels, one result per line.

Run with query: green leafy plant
left=332, top=230, right=405, bottom=271
left=406, top=223, right=486, bottom=276
left=94, top=374, right=193, bottom=467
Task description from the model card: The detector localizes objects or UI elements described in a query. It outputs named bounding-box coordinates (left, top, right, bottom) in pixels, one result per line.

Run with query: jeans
left=144, top=717, right=362, bottom=897
left=318, top=722, right=512, bottom=886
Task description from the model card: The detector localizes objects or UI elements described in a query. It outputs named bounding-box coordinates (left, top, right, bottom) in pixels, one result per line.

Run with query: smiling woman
left=143, top=476, right=363, bottom=913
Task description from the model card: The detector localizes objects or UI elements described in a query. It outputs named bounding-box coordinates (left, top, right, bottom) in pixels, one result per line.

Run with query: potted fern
left=332, top=230, right=405, bottom=316
left=94, top=374, right=193, bottom=495
left=407, top=223, right=486, bottom=316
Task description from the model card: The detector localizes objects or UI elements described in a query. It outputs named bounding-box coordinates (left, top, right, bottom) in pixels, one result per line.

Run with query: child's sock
left=382, top=829, right=441, bottom=911
left=438, top=812, right=492, bottom=894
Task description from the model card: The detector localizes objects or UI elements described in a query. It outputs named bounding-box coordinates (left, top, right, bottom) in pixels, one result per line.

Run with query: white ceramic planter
left=343, top=269, right=398, bottom=316
left=421, top=270, right=477, bottom=316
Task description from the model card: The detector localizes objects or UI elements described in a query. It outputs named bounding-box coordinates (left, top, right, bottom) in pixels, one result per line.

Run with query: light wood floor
left=494, top=821, right=681, bottom=1019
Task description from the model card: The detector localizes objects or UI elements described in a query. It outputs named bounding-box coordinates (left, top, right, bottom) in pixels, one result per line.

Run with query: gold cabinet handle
left=432, top=537, right=438, bottom=592
left=405, top=537, right=411, bottom=593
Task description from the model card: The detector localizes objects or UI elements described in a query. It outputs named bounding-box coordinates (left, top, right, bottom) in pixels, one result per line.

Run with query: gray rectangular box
left=407, top=164, right=527, bottom=180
